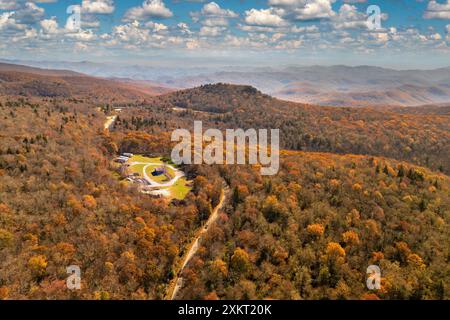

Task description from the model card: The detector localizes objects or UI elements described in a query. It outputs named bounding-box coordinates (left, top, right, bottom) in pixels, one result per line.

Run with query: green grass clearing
left=128, top=163, right=145, bottom=177
left=170, top=177, right=192, bottom=200
left=120, top=155, right=192, bottom=200
left=129, top=155, right=163, bottom=164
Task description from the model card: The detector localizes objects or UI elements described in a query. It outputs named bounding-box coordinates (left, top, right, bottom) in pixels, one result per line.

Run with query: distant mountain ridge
left=162, top=65, right=450, bottom=107
left=0, top=63, right=83, bottom=77
left=0, top=63, right=172, bottom=101
left=0, top=60, right=450, bottom=107
left=2, top=59, right=449, bottom=107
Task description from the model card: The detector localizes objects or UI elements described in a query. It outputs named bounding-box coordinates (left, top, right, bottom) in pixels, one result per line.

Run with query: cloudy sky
left=1, top=0, right=450, bottom=68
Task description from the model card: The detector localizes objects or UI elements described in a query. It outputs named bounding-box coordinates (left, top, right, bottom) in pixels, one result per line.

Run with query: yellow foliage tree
left=342, top=231, right=360, bottom=246
left=326, top=242, right=346, bottom=259
left=66, top=195, right=83, bottom=214
left=211, top=259, right=228, bottom=278
left=28, top=255, right=48, bottom=278
left=82, top=195, right=97, bottom=209
left=0, top=229, right=14, bottom=249
left=407, top=253, right=425, bottom=268
left=231, top=248, right=251, bottom=274
left=307, top=224, right=325, bottom=238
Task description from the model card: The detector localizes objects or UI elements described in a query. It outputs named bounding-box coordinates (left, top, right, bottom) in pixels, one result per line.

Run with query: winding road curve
left=167, top=186, right=229, bottom=300
left=128, top=161, right=185, bottom=188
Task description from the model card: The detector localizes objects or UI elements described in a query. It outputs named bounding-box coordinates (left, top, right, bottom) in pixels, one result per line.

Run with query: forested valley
left=0, top=69, right=448, bottom=300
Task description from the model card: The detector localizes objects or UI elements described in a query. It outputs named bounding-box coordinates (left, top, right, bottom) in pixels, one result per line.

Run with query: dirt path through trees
left=166, top=186, right=229, bottom=300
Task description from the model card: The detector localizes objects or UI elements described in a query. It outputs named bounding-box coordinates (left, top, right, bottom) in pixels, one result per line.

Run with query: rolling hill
left=0, top=63, right=171, bottom=102
left=142, top=83, right=450, bottom=174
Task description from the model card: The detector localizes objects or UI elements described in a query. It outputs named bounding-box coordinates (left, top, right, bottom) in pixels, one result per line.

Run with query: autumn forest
left=0, top=64, right=449, bottom=300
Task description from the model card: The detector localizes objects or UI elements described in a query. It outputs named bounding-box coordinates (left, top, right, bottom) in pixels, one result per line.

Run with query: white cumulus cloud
left=124, top=0, right=173, bottom=21
left=82, top=0, right=115, bottom=15
left=424, top=0, right=450, bottom=19
left=244, top=8, right=287, bottom=27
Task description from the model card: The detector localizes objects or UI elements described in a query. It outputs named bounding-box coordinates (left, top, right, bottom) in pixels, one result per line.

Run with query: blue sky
left=1, top=1, right=450, bottom=68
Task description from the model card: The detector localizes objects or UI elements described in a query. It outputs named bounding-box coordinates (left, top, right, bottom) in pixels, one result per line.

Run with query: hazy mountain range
left=1, top=59, right=449, bottom=107
left=0, top=63, right=170, bottom=101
